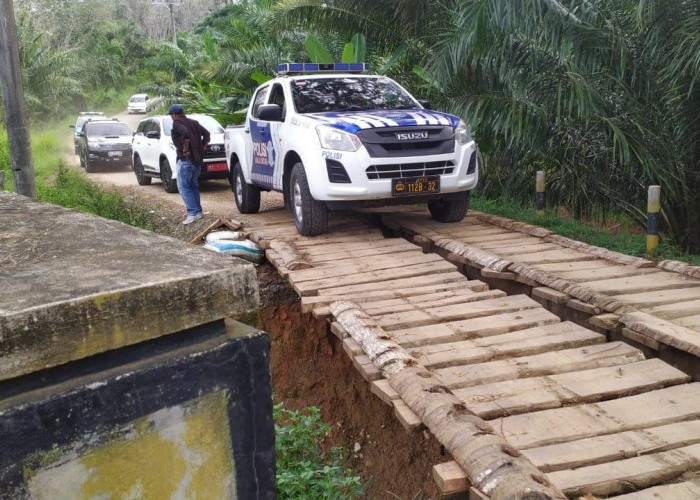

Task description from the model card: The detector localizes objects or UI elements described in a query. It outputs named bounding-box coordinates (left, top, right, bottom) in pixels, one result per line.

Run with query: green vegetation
left=0, top=127, right=168, bottom=234
left=274, top=403, right=363, bottom=499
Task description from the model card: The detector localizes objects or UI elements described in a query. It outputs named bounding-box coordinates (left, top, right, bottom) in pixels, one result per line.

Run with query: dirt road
left=67, top=109, right=286, bottom=227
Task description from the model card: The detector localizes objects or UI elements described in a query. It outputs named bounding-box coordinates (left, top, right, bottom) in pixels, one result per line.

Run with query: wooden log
left=647, top=298, right=700, bottom=320
left=496, top=383, right=700, bottom=449
left=657, top=260, right=700, bottom=279
left=330, top=300, right=566, bottom=500
left=390, top=308, right=561, bottom=348
left=542, top=234, right=654, bottom=268
left=547, top=442, right=700, bottom=497
left=371, top=379, right=399, bottom=406
left=589, top=313, right=621, bottom=331
left=556, top=265, right=658, bottom=283
left=607, top=479, right=700, bottom=499
left=433, top=461, right=470, bottom=496
left=394, top=399, right=424, bottom=430
left=453, top=359, right=689, bottom=419
left=474, top=213, right=554, bottom=238
left=288, top=251, right=446, bottom=283
left=581, top=272, right=700, bottom=295
left=409, top=321, right=605, bottom=369
left=373, top=291, right=526, bottom=331
left=614, top=288, right=700, bottom=308
left=524, top=420, right=700, bottom=473
left=268, top=239, right=313, bottom=270
left=294, top=260, right=458, bottom=296
left=621, top=311, right=700, bottom=357
left=508, top=262, right=635, bottom=314
left=532, top=287, right=569, bottom=305
left=436, top=341, right=643, bottom=389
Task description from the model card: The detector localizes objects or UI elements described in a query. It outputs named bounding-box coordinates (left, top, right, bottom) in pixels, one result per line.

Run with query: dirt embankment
left=257, top=265, right=446, bottom=499
left=66, top=116, right=444, bottom=499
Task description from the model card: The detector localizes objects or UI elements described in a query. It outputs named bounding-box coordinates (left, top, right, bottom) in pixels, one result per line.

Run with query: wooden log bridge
left=242, top=208, right=700, bottom=499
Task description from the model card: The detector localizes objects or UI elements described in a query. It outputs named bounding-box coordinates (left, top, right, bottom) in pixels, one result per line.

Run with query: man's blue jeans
left=177, top=158, right=202, bottom=216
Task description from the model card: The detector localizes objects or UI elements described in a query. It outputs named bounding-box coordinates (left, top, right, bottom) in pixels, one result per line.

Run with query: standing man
left=169, top=104, right=210, bottom=225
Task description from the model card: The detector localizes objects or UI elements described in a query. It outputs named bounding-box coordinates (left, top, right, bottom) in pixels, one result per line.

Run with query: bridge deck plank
left=435, top=342, right=643, bottom=389
left=496, top=383, right=700, bottom=450
left=453, top=359, right=689, bottom=419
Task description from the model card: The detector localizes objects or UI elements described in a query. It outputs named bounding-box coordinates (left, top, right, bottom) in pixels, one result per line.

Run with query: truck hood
left=307, top=109, right=461, bottom=134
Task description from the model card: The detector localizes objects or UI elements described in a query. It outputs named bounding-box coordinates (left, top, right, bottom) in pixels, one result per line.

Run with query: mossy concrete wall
left=0, top=192, right=259, bottom=380
left=0, top=193, right=274, bottom=499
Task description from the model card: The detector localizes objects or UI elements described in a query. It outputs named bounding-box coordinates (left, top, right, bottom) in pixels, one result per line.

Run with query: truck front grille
left=203, top=144, right=225, bottom=159
left=357, top=126, right=455, bottom=158
left=365, top=161, right=455, bottom=180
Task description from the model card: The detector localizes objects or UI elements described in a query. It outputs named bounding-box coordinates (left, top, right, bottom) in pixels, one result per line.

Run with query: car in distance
left=131, top=114, right=228, bottom=193
left=76, top=119, right=133, bottom=173
left=127, top=94, right=152, bottom=114
left=70, top=112, right=106, bottom=153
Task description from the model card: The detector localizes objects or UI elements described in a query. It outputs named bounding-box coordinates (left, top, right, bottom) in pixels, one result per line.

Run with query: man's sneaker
left=182, top=213, right=203, bottom=225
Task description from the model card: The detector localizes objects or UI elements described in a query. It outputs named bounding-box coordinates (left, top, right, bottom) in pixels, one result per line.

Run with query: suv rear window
left=86, top=123, right=131, bottom=136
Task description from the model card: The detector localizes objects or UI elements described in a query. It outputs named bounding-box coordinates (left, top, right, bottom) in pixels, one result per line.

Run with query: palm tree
left=424, top=0, right=699, bottom=251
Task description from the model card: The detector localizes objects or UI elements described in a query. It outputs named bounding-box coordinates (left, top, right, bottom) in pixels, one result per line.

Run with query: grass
left=274, top=403, right=363, bottom=499
left=471, top=196, right=700, bottom=266
left=0, top=121, right=168, bottom=234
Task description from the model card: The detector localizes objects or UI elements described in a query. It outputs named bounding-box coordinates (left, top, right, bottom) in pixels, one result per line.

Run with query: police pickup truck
left=224, top=63, right=478, bottom=236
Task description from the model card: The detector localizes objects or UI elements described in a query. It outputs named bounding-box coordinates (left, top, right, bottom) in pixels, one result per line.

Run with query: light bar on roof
left=277, top=62, right=370, bottom=75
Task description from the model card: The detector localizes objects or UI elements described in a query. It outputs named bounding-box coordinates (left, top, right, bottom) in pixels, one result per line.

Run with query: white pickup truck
left=224, top=63, right=478, bottom=235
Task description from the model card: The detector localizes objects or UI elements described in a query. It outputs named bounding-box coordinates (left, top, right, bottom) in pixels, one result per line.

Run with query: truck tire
left=84, top=154, right=94, bottom=173
left=232, top=162, right=260, bottom=214
left=160, top=158, right=178, bottom=193
left=428, top=191, right=470, bottom=223
left=133, top=156, right=152, bottom=185
left=290, top=162, right=327, bottom=236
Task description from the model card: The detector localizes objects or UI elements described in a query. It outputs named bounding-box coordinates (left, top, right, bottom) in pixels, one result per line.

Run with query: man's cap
left=168, top=104, right=184, bottom=115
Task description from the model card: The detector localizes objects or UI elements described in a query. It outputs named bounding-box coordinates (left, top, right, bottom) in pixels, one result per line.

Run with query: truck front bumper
left=305, top=141, right=478, bottom=202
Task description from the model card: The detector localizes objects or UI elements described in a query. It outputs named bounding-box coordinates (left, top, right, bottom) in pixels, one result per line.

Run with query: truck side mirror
left=418, top=100, right=432, bottom=110
left=258, top=104, right=282, bottom=122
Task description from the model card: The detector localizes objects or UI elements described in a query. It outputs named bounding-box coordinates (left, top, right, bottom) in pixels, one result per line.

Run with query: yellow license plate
left=392, top=176, right=440, bottom=196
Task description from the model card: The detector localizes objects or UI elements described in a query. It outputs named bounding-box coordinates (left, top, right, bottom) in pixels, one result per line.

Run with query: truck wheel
left=79, top=152, right=85, bottom=169
left=290, top=162, right=327, bottom=236
left=160, top=158, right=178, bottom=193
left=428, top=191, right=470, bottom=223
left=84, top=154, right=94, bottom=173
left=133, top=156, right=152, bottom=186
left=232, top=162, right=260, bottom=214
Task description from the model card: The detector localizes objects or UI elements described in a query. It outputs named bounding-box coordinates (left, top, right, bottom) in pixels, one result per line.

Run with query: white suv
left=131, top=114, right=228, bottom=193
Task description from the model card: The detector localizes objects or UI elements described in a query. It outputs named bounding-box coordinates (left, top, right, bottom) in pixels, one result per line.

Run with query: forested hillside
left=3, top=0, right=700, bottom=253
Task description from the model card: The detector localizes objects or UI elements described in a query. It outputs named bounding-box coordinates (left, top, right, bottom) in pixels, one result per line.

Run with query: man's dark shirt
left=171, top=115, right=210, bottom=165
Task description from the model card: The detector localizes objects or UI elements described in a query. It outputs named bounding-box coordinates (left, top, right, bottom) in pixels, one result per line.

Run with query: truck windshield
left=291, top=77, right=419, bottom=114
left=86, top=123, right=131, bottom=136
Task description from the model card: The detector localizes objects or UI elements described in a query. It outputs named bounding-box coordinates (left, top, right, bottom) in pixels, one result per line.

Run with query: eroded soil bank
left=255, top=264, right=447, bottom=499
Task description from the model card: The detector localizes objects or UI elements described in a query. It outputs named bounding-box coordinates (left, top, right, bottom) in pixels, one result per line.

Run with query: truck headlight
left=455, top=120, right=473, bottom=145
left=316, top=125, right=362, bottom=152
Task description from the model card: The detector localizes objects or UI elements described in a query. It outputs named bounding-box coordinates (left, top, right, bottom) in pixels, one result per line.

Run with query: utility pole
left=0, top=0, right=36, bottom=198
left=153, top=1, right=182, bottom=45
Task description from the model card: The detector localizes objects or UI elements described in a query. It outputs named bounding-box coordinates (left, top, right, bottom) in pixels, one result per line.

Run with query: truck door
left=248, top=86, right=272, bottom=189
left=267, top=83, right=287, bottom=191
